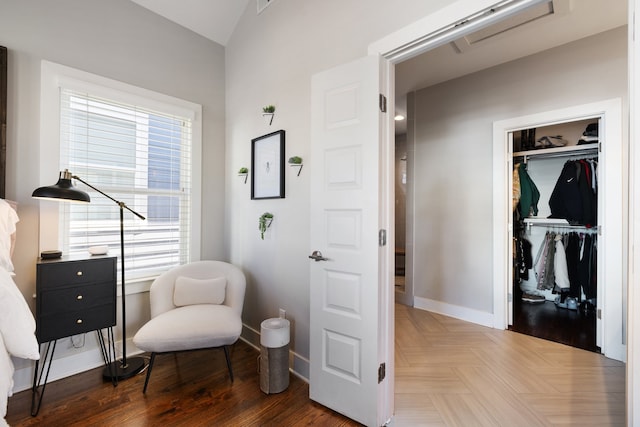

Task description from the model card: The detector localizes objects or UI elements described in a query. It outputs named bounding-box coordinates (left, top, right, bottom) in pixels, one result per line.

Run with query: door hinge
left=379, top=229, right=387, bottom=247
left=379, top=94, right=387, bottom=113
left=378, top=362, right=386, bottom=383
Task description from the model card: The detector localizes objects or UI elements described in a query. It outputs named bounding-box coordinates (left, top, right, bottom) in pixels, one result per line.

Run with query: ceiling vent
left=451, top=0, right=570, bottom=53
left=257, top=0, right=276, bottom=14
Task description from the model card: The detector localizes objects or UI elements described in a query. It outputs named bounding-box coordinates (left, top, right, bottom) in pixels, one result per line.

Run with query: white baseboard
left=413, top=296, right=494, bottom=328
left=12, top=337, right=144, bottom=394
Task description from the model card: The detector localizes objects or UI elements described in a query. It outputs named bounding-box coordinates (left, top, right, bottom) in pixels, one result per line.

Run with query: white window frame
left=38, top=61, right=202, bottom=294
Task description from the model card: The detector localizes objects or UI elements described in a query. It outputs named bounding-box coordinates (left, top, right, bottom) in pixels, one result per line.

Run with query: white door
left=309, top=55, right=390, bottom=426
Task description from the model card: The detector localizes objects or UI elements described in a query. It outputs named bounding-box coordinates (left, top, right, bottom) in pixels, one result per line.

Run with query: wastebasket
left=259, top=317, right=290, bottom=394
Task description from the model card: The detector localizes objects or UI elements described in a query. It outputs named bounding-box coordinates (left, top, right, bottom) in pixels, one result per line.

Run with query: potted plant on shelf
left=288, top=156, right=303, bottom=176
left=238, top=167, right=249, bottom=183
left=263, top=105, right=276, bottom=125
left=259, top=212, right=273, bottom=240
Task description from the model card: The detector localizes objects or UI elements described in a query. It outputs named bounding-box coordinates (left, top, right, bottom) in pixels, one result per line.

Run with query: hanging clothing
left=549, top=161, right=583, bottom=223
left=564, top=232, right=582, bottom=298
left=578, top=234, right=598, bottom=300
left=578, top=160, right=596, bottom=227
left=548, top=159, right=598, bottom=226
left=513, top=163, right=521, bottom=213
left=553, top=234, right=570, bottom=290
left=514, top=232, right=532, bottom=282
left=534, top=231, right=556, bottom=291
left=518, top=163, right=540, bottom=218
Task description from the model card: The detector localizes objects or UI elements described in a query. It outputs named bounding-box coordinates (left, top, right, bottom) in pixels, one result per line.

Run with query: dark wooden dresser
left=32, top=255, right=117, bottom=416
left=36, top=256, right=117, bottom=342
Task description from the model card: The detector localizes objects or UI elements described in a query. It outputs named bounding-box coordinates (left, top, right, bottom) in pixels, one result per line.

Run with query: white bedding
left=0, top=268, right=39, bottom=424
left=0, top=200, right=39, bottom=425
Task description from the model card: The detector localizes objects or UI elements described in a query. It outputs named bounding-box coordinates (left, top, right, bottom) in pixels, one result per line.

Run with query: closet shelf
left=514, top=143, right=599, bottom=163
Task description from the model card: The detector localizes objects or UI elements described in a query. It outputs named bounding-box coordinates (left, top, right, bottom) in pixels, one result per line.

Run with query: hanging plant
left=258, top=212, right=274, bottom=240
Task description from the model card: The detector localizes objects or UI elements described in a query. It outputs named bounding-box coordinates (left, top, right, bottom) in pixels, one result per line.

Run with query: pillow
left=0, top=199, right=19, bottom=273
left=0, top=269, right=40, bottom=360
left=173, top=276, right=226, bottom=307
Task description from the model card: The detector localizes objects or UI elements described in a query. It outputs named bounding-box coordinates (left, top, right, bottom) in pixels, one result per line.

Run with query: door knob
left=309, top=250, right=328, bottom=262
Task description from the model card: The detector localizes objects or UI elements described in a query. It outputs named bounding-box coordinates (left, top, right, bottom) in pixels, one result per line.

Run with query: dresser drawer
left=36, top=304, right=116, bottom=343
left=39, top=282, right=114, bottom=316
left=37, top=258, right=115, bottom=289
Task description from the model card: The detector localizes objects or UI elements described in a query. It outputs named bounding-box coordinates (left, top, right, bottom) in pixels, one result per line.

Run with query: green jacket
left=518, top=163, right=540, bottom=218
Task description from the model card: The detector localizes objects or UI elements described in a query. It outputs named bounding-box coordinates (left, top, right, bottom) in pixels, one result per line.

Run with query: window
left=39, top=61, right=202, bottom=287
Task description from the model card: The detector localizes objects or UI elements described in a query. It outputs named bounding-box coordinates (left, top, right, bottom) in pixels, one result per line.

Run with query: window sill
left=116, top=276, right=156, bottom=296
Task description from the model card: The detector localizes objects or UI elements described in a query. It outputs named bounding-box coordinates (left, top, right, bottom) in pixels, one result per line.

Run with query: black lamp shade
left=32, top=170, right=90, bottom=203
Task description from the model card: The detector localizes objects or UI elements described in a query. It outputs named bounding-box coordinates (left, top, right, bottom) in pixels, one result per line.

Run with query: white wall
left=0, top=0, right=225, bottom=387
left=411, top=27, right=628, bottom=315
left=224, top=0, right=454, bottom=374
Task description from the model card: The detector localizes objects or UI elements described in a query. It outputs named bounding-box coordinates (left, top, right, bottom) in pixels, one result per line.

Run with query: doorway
left=370, top=2, right=626, bottom=422
left=395, top=1, right=626, bottom=318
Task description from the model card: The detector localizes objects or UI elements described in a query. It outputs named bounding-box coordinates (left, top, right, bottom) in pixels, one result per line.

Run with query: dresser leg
left=97, top=327, right=118, bottom=387
left=31, top=340, right=57, bottom=417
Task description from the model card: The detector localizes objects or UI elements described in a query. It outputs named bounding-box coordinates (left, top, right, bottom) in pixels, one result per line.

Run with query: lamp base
left=103, top=356, right=146, bottom=380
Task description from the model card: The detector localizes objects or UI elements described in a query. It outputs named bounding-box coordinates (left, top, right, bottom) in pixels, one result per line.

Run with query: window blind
left=59, top=88, right=193, bottom=282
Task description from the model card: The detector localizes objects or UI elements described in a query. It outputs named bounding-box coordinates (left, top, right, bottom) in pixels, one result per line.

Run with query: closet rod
left=525, top=221, right=599, bottom=234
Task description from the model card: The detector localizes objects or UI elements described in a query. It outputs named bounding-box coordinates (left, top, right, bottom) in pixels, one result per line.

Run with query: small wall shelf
left=263, top=113, right=274, bottom=126
left=290, top=163, right=303, bottom=176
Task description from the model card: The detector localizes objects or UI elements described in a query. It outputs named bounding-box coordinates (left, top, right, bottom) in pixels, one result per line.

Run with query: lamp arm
left=72, top=174, right=146, bottom=221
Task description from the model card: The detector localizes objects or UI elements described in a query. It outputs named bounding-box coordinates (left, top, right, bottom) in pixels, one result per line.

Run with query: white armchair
left=133, top=260, right=246, bottom=393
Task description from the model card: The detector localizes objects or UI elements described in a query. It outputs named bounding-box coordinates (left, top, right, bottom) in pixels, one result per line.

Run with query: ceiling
left=129, top=0, right=250, bottom=46
left=394, top=0, right=627, bottom=133
left=128, top=0, right=627, bottom=135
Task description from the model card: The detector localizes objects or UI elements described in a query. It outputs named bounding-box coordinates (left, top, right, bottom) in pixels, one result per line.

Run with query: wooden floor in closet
left=7, top=304, right=625, bottom=426
left=510, top=299, right=598, bottom=353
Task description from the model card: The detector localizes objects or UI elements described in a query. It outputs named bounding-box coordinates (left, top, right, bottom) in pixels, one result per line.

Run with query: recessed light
left=394, top=115, right=405, bottom=121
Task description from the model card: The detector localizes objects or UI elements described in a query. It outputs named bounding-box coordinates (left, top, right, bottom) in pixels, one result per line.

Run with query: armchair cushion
left=133, top=304, right=242, bottom=353
left=173, top=276, right=226, bottom=307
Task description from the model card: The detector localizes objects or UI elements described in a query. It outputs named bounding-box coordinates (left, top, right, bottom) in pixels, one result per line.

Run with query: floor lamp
left=33, top=169, right=146, bottom=380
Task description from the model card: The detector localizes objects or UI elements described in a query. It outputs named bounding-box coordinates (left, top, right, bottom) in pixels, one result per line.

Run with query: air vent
left=452, top=0, right=570, bottom=52
left=257, top=0, right=275, bottom=14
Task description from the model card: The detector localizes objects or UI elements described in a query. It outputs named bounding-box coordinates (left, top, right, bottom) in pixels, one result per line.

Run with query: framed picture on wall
left=251, top=130, right=285, bottom=199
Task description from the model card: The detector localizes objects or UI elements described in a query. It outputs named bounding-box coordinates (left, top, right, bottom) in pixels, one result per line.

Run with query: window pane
left=60, top=90, right=192, bottom=281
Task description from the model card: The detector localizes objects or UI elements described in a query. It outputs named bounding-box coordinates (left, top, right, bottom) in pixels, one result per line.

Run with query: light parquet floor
left=393, top=303, right=626, bottom=426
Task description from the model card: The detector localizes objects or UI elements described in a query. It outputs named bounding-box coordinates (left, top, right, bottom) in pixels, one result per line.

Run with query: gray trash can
left=259, top=317, right=290, bottom=394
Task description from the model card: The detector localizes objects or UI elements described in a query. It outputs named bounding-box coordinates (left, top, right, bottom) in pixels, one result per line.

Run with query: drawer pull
left=76, top=319, right=83, bottom=324
left=76, top=271, right=83, bottom=276
left=76, top=295, right=83, bottom=300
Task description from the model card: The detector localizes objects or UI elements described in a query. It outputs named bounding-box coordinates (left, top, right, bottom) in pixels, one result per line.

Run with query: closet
left=493, top=100, right=624, bottom=362
left=510, top=118, right=601, bottom=353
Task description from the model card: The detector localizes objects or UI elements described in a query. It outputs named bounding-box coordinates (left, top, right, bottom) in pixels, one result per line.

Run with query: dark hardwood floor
left=509, top=299, right=598, bottom=353
left=6, top=340, right=361, bottom=426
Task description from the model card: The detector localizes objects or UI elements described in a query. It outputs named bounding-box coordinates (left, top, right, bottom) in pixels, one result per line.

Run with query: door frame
left=627, top=0, right=639, bottom=420
left=369, top=0, right=637, bottom=424
left=492, top=100, right=625, bottom=362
